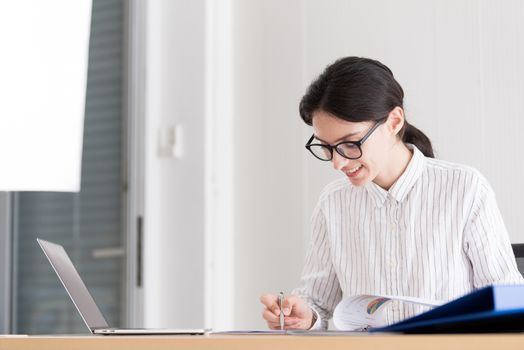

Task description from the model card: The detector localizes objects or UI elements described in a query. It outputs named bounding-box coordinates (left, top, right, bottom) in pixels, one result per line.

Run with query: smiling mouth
left=346, top=164, right=363, bottom=174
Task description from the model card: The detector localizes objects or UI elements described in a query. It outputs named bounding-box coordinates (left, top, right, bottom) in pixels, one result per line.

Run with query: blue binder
left=370, top=284, right=524, bottom=333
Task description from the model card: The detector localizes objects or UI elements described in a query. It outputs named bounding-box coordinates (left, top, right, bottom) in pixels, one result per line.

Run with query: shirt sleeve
left=463, top=176, right=524, bottom=287
left=292, top=201, right=343, bottom=330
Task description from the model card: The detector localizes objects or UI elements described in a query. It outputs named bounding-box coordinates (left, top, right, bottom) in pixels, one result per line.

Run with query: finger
left=284, top=317, right=300, bottom=325
left=268, top=321, right=287, bottom=330
left=267, top=322, right=280, bottom=330
left=282, top=295, right=300, bottom=316
left=260, top=294, right=280, bottom=315
left=285, top=321, right=303, bottom=330
left=262, top=309, right=279, bottom=323
left=280, top=317, right=306, bottom=330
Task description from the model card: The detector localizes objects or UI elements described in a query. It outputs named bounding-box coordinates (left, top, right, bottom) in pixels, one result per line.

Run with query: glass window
left=12, top=0, right=125, bottom=334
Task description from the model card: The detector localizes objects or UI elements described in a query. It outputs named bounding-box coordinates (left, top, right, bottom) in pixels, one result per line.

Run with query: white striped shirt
left=294, top=144, right=524, bottom=329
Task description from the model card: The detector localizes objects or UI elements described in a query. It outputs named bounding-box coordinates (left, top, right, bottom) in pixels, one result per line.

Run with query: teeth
left=348, top=164, right=362, bottom=174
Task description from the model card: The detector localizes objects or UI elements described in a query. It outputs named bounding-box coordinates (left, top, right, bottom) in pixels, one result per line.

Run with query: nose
left=331, top=151, right=349, bottom=171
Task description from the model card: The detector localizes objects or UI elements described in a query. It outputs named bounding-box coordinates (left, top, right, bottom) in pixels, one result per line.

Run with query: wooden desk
left=1, top=334, right=524, bottom=350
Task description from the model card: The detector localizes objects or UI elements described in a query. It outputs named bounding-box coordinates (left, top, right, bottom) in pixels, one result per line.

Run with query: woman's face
left=311, top=110, right=396, bottom=187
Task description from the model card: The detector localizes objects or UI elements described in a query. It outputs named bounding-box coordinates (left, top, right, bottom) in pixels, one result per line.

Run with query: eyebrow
left=313, top=131, right=362, bottom=144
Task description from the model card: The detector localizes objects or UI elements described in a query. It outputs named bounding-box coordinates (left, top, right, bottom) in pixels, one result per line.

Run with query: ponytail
left=401, top=122, right=434, bottom=158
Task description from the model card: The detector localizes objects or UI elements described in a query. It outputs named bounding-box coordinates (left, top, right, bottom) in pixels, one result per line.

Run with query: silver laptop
left=37, top=238, right=209, bottom=335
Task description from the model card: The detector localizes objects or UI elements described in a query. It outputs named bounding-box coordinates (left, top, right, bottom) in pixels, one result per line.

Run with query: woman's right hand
left=259, top=293, right=315, bottom=330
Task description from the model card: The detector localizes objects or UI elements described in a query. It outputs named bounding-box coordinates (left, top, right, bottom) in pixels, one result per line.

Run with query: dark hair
left=299, top=56, right=434, bottom=158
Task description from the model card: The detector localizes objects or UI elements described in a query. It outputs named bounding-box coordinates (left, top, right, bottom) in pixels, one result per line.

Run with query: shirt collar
left=364, top=144, right=426, bottom=208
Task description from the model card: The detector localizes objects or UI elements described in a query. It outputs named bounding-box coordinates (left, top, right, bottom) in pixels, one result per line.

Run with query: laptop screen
left=37, top=239, right=109, bottom=330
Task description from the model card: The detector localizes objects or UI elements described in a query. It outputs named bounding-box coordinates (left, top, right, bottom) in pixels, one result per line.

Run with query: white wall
left=232, top=0, right=311, bottom=329
left=143, top=0, right=206, bottom=328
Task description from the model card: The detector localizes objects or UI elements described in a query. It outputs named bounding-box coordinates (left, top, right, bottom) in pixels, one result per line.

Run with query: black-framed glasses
left=305, top=118, right=386, bottom=161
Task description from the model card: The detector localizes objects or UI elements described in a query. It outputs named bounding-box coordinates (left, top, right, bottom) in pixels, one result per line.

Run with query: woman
left=260, top=56, right=523, bottom=330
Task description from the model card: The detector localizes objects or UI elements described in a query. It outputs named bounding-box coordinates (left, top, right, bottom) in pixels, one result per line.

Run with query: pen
left=278, top=291, right=284, bottom=331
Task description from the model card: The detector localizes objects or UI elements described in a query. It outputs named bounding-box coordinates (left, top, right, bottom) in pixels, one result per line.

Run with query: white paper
left=211, top=330, right=286, bottom=335
left=333, top=294, right=445, bottom=331
left=0, top=0, right=92, bottom=191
